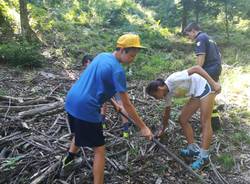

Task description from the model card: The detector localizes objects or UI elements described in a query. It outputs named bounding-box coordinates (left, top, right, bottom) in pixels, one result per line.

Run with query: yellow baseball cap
left=116, top=33, right=146, bottom=48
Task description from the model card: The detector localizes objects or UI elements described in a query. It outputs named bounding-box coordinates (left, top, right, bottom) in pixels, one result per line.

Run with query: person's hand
left=140, top=125, right=153, bottom=140
left=114, top=104, right=122, bottom=112
left=156, top=127, right=166, bottom=138
left=213, top=82, right=221, bottom=94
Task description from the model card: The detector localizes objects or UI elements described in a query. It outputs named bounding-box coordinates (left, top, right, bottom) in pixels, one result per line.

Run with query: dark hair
left=146, top=78, right=165, bottom=96
left=183, top=22, right=201, bottom=33
left=82, top=54, right=93, bottom=65
left=116, top=47, right=140, bottom=53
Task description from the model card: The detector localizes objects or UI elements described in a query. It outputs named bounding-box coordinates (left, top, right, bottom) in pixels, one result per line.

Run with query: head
left=183, top=22, right=201, bottom=40
left=146, top=78, right=168, bottom=99
left=115, top=33, right=145, bottom=64
left=82, top=54, right=93, bottom=68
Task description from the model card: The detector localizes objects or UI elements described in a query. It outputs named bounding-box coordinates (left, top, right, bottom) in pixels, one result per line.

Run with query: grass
left=0, top=88, right=7, bottom=96
left=217, top=153, right=235, bottom=170
left=232, top=131, right=250, bottom=145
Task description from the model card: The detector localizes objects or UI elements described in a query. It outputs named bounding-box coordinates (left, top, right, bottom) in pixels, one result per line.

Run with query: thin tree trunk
left=181, top=0, right=188, bottom=32
left=19, top=0, right=39, bottom=42
left=224, top=1, right=229, bottom=40
left=195, top=2, right=199, bottom=23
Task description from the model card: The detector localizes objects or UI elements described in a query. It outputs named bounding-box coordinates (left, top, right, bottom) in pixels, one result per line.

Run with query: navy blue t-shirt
left=195, top=32, right=222, bottom=81
left=65, top=53, right=127, bottom=123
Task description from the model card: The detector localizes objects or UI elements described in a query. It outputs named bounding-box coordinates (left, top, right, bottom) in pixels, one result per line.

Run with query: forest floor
left=0, top=64, right=249, bottom=184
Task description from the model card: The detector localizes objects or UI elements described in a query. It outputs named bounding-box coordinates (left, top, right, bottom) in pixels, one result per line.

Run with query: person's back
left=66, top=52, right=126, bottom=122
left=164, top=70, right=209, bottom=107
left=195, top=32, right=221, bottom=81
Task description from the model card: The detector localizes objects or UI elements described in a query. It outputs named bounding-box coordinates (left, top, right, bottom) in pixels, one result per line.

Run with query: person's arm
left=118, top=92, right=153, bottom=140
left=158, top=106, right=171, bottom=137
left=196, top=54, right=205, bottom=66
left=187, top=66, right=221, bottom=93
left=110, top=98, right=122, bottom=112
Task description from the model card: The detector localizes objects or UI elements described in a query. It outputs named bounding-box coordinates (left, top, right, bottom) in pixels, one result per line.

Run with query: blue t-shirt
left=195, top=32, right=222, bottom=81
left=65, top=53, right=127, bottom=123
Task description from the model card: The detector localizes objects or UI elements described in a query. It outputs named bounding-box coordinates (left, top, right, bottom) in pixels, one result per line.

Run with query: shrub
left=217, top=153, right=235, bottom=170
left=0, top=41, right=44, bottom=68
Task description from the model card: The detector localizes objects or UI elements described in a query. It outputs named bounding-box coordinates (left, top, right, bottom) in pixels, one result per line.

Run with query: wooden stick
left=118, top=110, right=208, bottom=184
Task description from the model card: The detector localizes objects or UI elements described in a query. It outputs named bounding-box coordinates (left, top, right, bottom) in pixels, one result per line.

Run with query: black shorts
left=67, top=113, right=105, bottom=147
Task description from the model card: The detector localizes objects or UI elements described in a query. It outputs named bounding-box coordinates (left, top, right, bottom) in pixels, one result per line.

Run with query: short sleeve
left=113, top=71, right=127, bottom=93
left=195, top=36, right=207, bottom=56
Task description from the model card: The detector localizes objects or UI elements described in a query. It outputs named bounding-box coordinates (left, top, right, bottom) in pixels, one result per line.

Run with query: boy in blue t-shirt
left=80, top=54, right=132, bottom=138
left=63, top=33, right=153, bottom=183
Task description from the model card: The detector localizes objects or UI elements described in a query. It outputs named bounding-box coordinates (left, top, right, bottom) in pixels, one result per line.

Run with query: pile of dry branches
left=0, top=68, right=248, bottom=184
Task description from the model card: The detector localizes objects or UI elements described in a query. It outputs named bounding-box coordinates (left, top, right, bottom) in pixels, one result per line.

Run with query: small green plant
left=0, top=88, right=7, bottom=96
left=232, top=131, right=250, bottom=145
left=217, top=153, right=235, bottom=170
left=0, top=156, right=23, bottom=171
left=0, top=41, right=44, bottom=68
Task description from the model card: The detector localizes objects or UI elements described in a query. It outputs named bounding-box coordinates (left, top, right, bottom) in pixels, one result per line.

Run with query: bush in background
left=0, top=41, right=44, bottom=68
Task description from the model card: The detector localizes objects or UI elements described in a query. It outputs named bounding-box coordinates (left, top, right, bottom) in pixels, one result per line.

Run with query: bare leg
left=93, top=145, right=105, bottom=184
left=200, top=93, right=215, bottom=149
left=69, top=137, right=79, bottom=153
left=179, top=98, right=200, bottom=144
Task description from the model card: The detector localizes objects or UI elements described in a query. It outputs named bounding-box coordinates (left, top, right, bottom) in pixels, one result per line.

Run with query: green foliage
left=217, top=153, right=235, bottom=170
left=173, top=97, right=189, bottom=106
left=0, top=155, right=23, bottom=171
left=0, top=41, right=44, bottom=68
left=129, top=50, right=189, bottom=80
left=232, top=131, right=250, bottom=145
left=0, top=88, right=7, bottom=96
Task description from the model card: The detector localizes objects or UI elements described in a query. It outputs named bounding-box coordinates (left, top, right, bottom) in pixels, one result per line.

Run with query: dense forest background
left=0, top=0, right=250, bottom=183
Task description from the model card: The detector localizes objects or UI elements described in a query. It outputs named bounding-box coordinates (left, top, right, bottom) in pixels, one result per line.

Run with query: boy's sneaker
left=60, top=157, right=83, bottom=177
left=102, top=123, right=107, bottom=129
left=191, top=156, right=209, bottom=171
left=180, top=148, right=200, bottom=158
left=122, top=131, right=129, bottom=139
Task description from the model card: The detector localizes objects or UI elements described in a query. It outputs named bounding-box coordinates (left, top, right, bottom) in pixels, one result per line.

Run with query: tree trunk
left=19, top=0, right=38, bottom=42
left=181, top=0, right=188, bottom=32
left=224, top=1, right=230, bottom=40
left=195, top=2, right=199, bottom=23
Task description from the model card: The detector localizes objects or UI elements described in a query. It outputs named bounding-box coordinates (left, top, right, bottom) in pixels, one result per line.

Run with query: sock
left=199, top=148, right=209, bottom=158
left=64, top=152, right=76, bottom=165
left=187, top=143, right=200, bottom=152
left=122, top=122, right=129, bottom=138
left=123, top=122, right=129, bottom=131
left=101, top=115, right=106, bottom=123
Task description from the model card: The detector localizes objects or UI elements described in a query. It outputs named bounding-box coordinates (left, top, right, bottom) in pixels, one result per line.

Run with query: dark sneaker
left=180, top=148, right=200, bottom=158
left=191, top=156, right=209, bottom=171
left=211, top=109, right=221, bottom=131
left=60, top=157, right=83, bottom=177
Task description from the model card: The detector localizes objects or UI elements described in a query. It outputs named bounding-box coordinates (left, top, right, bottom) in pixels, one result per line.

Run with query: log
left=30, top=160, right=61, bottom=184
left=18, top=101, right=63, bottom=119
